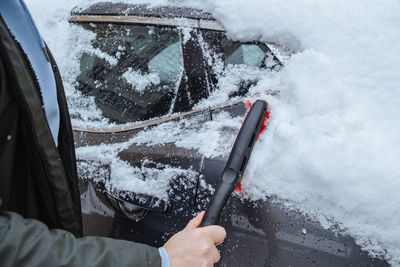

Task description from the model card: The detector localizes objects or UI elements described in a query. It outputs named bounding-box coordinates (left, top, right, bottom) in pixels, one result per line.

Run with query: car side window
left=200, top=30, right=281, bottom=98
left=75, top=24, right=183, bottom=125
left=72, top=23, right=280, bottom=128
left=224, top=43, right=265, bottom=67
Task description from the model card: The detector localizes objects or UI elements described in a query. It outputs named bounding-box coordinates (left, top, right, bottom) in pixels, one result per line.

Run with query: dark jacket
left=0, top=14, right=160, bottom=267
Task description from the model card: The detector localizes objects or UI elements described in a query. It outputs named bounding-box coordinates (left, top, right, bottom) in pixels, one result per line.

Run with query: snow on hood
left=26, top=0, right=400, bottom=264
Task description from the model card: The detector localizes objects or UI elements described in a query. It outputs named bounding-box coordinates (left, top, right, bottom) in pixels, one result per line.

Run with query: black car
left=69, top=3, right=389, bottom=266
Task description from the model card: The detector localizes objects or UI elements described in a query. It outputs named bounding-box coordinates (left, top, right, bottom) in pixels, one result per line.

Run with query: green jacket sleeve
left=0, top=211, right=161, bottom=267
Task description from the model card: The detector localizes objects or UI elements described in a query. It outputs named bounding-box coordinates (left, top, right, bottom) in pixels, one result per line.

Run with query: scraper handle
left=200, top=100, right=267, bottom=227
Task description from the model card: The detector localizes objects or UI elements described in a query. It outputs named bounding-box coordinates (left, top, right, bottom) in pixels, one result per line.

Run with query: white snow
left=26, top=0, right=400, bottom=264
left=75, top=140, right=199, bottom=202
left=302, top=228, right=307, bottom=235
left=129, top=110, right=243, bottom=158
left=195, top=64, right=278, bottom=109
left=122, top=68, right=160, bottom=93
left=92, top=47, right=118, bottom=66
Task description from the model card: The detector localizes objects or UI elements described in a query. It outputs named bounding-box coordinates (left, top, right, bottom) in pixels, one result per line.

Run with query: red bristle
left=234, top=180, right=242, bottom=193
left=235, top=102, right=270, bottom=194
left=256, top=109, right=269, bottom=140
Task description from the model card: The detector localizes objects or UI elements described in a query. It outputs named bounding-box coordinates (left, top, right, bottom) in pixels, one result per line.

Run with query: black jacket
left=0, top=15, right=82, bottom=236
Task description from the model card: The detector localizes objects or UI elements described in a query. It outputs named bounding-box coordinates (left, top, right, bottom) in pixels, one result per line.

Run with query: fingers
left=200, top=240, right=221, bottom=265
left=209, top=243, right=221, bottom=263
left=200, top=225, right=226, bottom=246
left=184, top=211, right=205, bottom=230
left=164, top=212, right=226, bottom=267
left=184, top=211, right=226, bottom=246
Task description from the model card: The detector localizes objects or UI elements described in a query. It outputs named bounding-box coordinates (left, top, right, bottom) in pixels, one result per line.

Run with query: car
left=69, top=3, right=389, bottom=266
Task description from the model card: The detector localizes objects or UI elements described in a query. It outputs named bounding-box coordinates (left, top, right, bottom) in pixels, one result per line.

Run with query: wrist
left=158, top=247, right=170, bottom=267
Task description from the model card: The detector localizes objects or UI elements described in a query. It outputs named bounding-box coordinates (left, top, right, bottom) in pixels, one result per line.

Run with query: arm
left=0, top=211, right=226, bottom=267
left=0, top=211, right=161, bottom=267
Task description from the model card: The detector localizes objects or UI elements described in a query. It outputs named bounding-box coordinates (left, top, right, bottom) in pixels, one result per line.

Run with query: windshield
left=76, top=23, right=183, bottom=124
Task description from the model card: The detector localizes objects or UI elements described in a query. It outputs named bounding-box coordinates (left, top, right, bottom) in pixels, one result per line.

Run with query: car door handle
left=105, top=190, right=169, bottom=221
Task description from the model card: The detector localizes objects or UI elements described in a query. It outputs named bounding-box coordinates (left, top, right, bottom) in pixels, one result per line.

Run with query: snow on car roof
left=71, top=2, right=215, bottom=21
left=70, top=3, right=224, bottom=31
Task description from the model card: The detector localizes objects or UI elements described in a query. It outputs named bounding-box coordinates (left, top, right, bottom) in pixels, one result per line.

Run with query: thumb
left=184, top=211, right=205, bottom=230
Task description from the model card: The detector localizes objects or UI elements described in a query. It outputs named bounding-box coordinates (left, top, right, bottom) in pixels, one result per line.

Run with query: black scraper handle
left=200, top=100, right=267, bottom=227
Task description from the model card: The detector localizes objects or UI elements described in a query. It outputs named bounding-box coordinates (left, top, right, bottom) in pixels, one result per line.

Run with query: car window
left=76, top=24, right=183, bottom=124
left=200, top=30, right=281, bottom=100
left=223, top=42, right=265, bottom=67
left=72, top=23, right=280, bottom=128
left=212, top=33, right=281, bottom=70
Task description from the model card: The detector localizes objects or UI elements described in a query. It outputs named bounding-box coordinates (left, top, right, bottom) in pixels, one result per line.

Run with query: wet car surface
left=70, top=3, right=389, bottom=266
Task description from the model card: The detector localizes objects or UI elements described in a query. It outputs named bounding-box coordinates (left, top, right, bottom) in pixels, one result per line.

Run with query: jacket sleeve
left=0, top=211, right=161, bottom=267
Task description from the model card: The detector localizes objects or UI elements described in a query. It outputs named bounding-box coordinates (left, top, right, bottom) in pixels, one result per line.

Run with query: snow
left=91, top=47, right=118, bottom=66
left=25, top=0, right=400, bottom=264
left=129, top=110, right=243, bottom=158
left=195, top=64, right=278, bottom=109
left=302, top=228, right=307, bottom=235
left=75, top=139, right=199, bottom=203
left=122, top=68, right=160, bottom=93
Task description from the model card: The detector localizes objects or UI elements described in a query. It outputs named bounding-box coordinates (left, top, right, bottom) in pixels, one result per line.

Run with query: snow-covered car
left=70, top=3, right=389, bottom=266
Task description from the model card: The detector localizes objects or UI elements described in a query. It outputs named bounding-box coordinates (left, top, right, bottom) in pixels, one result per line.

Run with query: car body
left=69, top=3, right=389, bottom=266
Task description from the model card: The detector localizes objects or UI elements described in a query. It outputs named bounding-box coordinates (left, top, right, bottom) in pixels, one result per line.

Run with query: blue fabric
left=0, top=0, right=60, bottom=146
left=158, top=247, right=171, bottom=267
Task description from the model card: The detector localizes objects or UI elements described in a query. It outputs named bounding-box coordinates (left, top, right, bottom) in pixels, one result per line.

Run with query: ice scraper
left=200, top=100, right=268, bottom=226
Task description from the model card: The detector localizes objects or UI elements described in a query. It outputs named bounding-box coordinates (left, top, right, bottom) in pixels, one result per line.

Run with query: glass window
left=200, top=30, right=281, bottom=99
left=224, top=43, right=265, bottom=67
left=76, top=24, right=183, bottom=124
left=220, top=38, right=279, bottom=69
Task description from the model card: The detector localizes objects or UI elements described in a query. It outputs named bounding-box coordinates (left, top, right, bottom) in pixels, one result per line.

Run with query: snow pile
left=26, top=0, right=400, bottom=264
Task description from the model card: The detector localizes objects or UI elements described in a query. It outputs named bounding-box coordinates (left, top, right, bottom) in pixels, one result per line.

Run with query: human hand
left=163, top=211, right=226, bottom=267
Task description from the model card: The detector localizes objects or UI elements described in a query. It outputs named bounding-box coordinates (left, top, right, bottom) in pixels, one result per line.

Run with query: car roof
left=72, top=2, right=215, bottom=20
left=70, top=2, right=224, bottom=31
